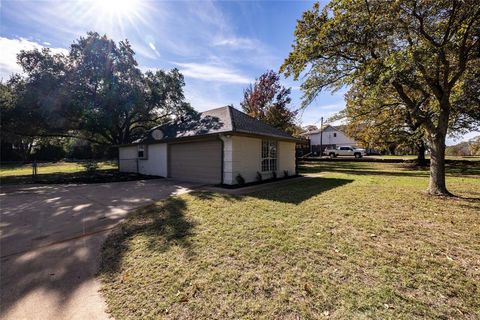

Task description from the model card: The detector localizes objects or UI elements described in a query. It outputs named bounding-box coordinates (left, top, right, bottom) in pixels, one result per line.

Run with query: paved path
left=0, top=179, right=199, bottom=320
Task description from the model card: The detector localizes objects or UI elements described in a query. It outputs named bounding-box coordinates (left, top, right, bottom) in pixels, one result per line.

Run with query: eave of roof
left=117, top=131, right=304, bottom=147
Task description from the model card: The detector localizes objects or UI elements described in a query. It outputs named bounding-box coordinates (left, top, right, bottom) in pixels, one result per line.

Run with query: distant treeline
left=446, top=136, right=480, bottom=157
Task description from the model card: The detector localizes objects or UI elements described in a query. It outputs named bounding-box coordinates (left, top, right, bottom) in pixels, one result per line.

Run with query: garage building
left=118, top=106, right=301, bottom=185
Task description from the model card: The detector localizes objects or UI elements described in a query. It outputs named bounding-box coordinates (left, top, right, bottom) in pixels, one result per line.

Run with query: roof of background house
left=300, top=124, right=345, bottom=136
left=130, top=106, right=301, bottom=145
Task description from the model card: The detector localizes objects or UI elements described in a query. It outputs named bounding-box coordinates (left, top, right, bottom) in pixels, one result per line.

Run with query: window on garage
left=138, top=144, right=148, bottom=159
left=261, top=140, right=277, bottom=172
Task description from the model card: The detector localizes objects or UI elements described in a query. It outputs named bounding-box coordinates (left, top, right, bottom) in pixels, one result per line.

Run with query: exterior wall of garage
left=120, top=135, right=296, bottom=185
left=138, top=143, right=168, bottom=177
left=119, top=143, right=168, bottom=177
left=118, top=146, right=138, bottom=173
left=222, top=135, right=296, bottom=185
left=278, top=140, right=296, bottom=177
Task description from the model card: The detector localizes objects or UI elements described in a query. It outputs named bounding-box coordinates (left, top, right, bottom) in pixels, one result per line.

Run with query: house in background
left=118, top=106, right=301, bottom=185
left=301, top=125, right=360, bottom=155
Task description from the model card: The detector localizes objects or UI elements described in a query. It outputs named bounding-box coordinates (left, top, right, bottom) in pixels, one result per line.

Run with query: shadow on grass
left=301, top=165, right=428, bottom=177
left=453, top=196, right=480, bottom=210
left=100, top=197, right=195, bottom=275
left=247, top=177, right=354, bottom=204
left=0, top=169, right=160, bottom=185
left=300, top=162, right=480, bottom=178
left=195, top=177, right=354, bottom=205
left=100, top=176, right=353, bottom=277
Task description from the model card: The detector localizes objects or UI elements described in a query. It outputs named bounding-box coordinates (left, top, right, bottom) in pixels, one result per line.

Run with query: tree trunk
left=388, top=144, right=396, bottom=155
left=416, top=141, right=427, bottom=166
left=428, top=137, right=450, bottom=195
left=427, top=106, right=451, bottom=196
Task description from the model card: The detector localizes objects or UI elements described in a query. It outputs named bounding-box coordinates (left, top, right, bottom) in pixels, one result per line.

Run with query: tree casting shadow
left=100, top=197, right=195, bottom=276
left=100, top=176, right=353, bottom=278
left=246, top=176, right=354, bottom=204
left=0, top=180, right=192, bottom=318
left=192, top=177, right=354, bottom=205
left=300, top=162, right=480, bottom=178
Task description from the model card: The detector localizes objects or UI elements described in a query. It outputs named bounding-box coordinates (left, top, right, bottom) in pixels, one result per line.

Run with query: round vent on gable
left=151, top=129, right=164, bottom=140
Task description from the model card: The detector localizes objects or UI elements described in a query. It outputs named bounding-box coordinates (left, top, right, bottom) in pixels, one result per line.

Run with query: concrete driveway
left=0, top=179, right=199, bottom=320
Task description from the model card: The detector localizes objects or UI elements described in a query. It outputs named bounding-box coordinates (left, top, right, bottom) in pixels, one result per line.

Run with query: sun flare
left=84, top=0, right=149, bottom=37
left=96, top=0, right=140, bottom=17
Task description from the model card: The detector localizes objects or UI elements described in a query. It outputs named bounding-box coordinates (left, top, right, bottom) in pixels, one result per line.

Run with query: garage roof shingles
left=139, top=106, right=299, bottom=143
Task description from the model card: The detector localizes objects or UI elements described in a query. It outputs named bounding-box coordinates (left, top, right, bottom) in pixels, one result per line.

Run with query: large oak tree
left=4, top=32, right=192, bottom=146
left=338, top=82, right=429, bottom=164
left=281, top=0, right=480, bottom=196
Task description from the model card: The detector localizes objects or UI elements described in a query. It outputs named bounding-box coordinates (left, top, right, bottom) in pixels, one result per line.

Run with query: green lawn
left=0, top=161, right=125, bottom=185
left=0, top=161, right=116, bottom=177
left=100, top=162, right=480, bottom=319
left=366, top=155, right=480, bottom=161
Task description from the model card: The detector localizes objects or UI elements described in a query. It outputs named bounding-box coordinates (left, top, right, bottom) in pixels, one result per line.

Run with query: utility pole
left=320, top=117, right=323, bottom=157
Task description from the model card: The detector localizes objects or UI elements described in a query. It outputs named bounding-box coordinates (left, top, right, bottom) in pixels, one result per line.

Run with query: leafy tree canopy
left=281, top=0, right=480, bottom=195
left=335, top=82, right=429, bottom=162
left=3, top=32, right=192, bottom=145
left=241, top=70, right=299, bottom=136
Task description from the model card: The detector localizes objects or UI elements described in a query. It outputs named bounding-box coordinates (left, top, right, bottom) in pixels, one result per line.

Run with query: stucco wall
left=278, top=141, right=296, bottom=176
left=224, top=135, right=296, bottom=184
left=231, top=136, right=262, bottom=184
left=118, top=146, right=138, bottom=173
left=138, top=143, right=167, bottom=177
left=119, top=143, right=167, bottom=176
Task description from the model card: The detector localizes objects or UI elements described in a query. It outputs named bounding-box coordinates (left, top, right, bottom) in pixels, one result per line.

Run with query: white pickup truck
left=324, top=146, right=367, bottom=158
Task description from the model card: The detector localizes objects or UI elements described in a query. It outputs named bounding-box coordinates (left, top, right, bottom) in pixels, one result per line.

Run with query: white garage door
left=169, top=140, right=222, bottom=184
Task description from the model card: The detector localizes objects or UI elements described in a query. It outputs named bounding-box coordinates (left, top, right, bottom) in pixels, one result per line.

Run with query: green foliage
left=31, top=139, right=66, bottom=161
left=470, top=136, right=480, bottom=156
left=241, top=70, right=299, bottom=136
left=81, top=160, right=99, bottom=173
left=281, top=0, right=480, bottom=195
left=341, top=82, right=428, bottom=158
left=2, top=32, right=192, bottom=148
left=446, top=136, right=480, bottom=156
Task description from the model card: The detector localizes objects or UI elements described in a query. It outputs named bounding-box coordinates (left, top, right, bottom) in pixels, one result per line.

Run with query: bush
left=235, top=174, right=245, bottom=185
left=272, top=171, right=277, bottom=179
left=82, top=160, right=99, bottom=173
left=31, top=144, right=66, bottom=161
left=284, top=170, right=289, bottom=178
left=67, top=145, right=93, bottom=159
left=256, top=171, right=263, bottom=182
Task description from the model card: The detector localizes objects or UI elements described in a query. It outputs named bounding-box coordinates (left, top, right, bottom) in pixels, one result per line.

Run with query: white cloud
left=176, top=62, right=252, bottom=84
left=213, top=37, right=258, bottom=50
left=0, top=37, right=67, bottom=81
left=184, top=85, right=229, bottom=110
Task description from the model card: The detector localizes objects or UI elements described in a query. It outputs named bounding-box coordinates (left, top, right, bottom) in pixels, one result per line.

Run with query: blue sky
left=0, top=0, right=477, bottom=144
